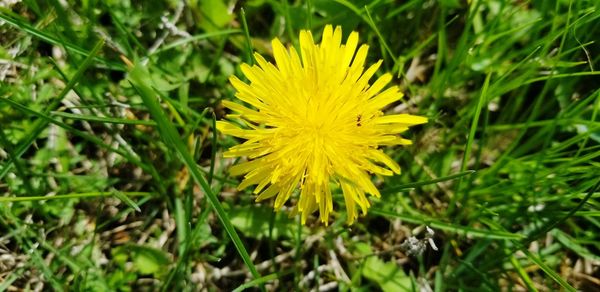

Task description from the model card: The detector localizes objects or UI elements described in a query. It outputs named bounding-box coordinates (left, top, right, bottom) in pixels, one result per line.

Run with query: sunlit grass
left=1, top=0, right=599, bottom=290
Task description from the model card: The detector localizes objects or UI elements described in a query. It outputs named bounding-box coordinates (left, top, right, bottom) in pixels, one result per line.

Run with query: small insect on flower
left=217, top=25, right=427, bottom=225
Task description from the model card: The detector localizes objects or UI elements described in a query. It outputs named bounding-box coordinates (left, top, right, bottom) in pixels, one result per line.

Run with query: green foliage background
left=1, top=0, right=599, bottom=290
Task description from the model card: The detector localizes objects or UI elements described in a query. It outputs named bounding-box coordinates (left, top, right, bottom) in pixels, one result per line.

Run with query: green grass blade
left=0, top=192, right=150, bottom=202
left=150, top=29, right=242, bottom=55
left=0, top=39, right=105, bottom=181
left=112, top=190, right=142, bottom=212
left=51, top=111, right=157, bottom=126
left=240, top=8, right=254, bottom=65
left=0, top=10, right=124, bottom=70
left=233, top=272, right=289, bottom=292
left=523, top=178, right=600, bottom=245
left=364, top=6, right=397, bottom=65
left=175, top=197, right=188, bottom=256
left=127, top=63, right=262, bottom=281
left=382, top=170, right=475, bottom=193
left=524, top=71, right=600, bottom=84
left=448, top=73, right=491, bottom=215
left=520, top=249, right=576, bottom=292
left=370, top=209, right=524, bottom=240
left=509, top=254, right=537, bottom=291
left=0, top=96, right=158, bottom=180
left=209, top=112, right=218, bottom=184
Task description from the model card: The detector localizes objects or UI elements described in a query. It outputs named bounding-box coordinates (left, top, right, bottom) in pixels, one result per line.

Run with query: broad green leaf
left=129, top=245, right=171, bottom=275
left=356, top=243, right=412, bottom=292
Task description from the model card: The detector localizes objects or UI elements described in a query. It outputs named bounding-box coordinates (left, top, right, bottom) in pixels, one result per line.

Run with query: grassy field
left=1, top=0, right=600, bottom=291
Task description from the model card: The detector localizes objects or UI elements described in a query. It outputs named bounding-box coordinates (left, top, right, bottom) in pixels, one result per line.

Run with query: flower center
left=301, top=120, right=339, bottom=144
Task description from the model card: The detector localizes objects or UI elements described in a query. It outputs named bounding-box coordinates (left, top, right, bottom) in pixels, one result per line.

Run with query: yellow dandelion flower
left=217, top=25, right=427, bottom=225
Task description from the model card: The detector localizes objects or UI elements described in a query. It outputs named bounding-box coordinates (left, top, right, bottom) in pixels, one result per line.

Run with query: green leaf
left=127, top=245, right=171, bottom=275
left=198, top=0, right=234, bottom=31
left=356, top=243, right=412, bottom=292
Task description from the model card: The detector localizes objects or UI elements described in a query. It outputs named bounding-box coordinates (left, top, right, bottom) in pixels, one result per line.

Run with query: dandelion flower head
left=217, top=25, right=427, bottom=225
